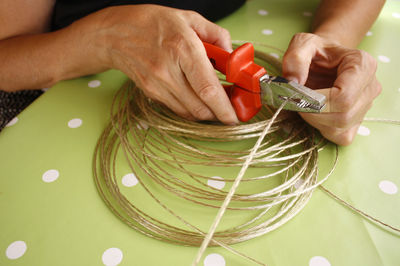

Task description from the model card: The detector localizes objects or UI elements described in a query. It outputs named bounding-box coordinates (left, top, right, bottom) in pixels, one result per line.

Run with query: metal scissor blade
left=260, top=75, right=326, bottom=112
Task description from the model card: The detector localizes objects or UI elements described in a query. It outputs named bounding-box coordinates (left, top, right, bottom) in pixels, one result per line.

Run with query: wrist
left=53, top=9, right=112, bottom=83
left=312, top=27, right=351, bottom=47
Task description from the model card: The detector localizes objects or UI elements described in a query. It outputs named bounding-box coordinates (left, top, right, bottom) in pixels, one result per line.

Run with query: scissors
left=203, top=42, right=326, bottom=122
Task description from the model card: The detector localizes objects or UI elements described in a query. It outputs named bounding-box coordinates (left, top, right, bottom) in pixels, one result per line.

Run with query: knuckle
left=150, top=63, right=171, bottom=82
left=191, top=105, right=213, bottom=120
left=366, top=102, right=373, bottom=111
left=178, top=109, right=194, bottom=120
left=334, top=111, right=354, bottom=129
left=338, top=94, right=354, bottom=112
left=165, top=33, right=187, bottom=51
left=330, top=87, right=353, bottom=112
left=338, top=131, right=355, bottom=146
left=321, top=127, right=355, bottom=146
left=197, top=83, right=219, bottom=101
left=183, top=10, right=201, bottom=19
left=375, top=81, right=382, bottom=97
left=219, top=27, right=231, bottom=39
left=292, top=32, right=318, bottom=44
left=283, top=48, right=303, bottom=64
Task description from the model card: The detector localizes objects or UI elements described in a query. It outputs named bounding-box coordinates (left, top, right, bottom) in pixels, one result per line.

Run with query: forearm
left=0, top=14, right=108, bottom=91
left=312, top=0, right=385, bottom=47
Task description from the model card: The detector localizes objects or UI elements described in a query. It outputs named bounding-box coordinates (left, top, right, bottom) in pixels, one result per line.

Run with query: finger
left=141, top=81, right=196, bottom=121
left=307, top=121, right=361, bottom=146
left=330, top=49, right=377, bottom=112
left=178, top=31, right=239, bottom=125
left=282, top=33, right=319, bottom=85
left=300, top=88, right=371, bottom=130
left=168, top=70, right=217, bottom=121
left=186, top=11, right=232, bottom=52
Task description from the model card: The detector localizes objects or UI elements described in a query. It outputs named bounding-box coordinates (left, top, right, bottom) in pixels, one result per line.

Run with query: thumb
left=282, top=33, right=318, bottom=85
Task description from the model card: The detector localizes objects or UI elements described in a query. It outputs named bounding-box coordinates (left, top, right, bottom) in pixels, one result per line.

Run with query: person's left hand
left=282, top=33, right=382, bottom=145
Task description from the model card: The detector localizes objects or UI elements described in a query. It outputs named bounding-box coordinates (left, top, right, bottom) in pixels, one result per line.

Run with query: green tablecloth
left=1, top=0, right=399, bottom=265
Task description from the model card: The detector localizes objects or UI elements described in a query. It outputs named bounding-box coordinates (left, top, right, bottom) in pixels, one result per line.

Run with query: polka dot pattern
left=122, top=173, right=139, bottom=187
left=5, top=117, right=18, bottom=127
left=42, top=169, right=60, bottom=183
left=366, top=31, right=373, bottom=36
left=207, top=176, right=225, bottom=190
left=379, top=180, right=398, bottom=195
left=88, top=80, right=101, bottom=88
left=258, top=9, right=268, bottom=16
left=102, top=248, right=123, bottom=266
left=6, top=241, right=27, bottom=260
left=357, top=125, right=370, bottom=136
left=204, top=253, right=226, bottom=266
left=309, top=256, right=331, bottom=266
left=392, top=12, right=400, bottom=19
left=261, top=29, right=273, bottom=35
left=68, top=118, right=83, bottom=128
left=378, top=55, right=390, bottom=63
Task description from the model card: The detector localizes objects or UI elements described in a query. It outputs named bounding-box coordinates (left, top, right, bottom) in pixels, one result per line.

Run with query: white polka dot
left=5, top=117, right=18, bottom=127
left=397, top=88, right=400, bottom=93
left=207, top=176, right=225, bottom=190
left=137, top=121, right=149, bottom=130
left=102, top=248, right=123, bottom=266
left=204, top=253, right=226, bottom=266
left=357, top=125, right=370, bottom=136
left=68, top=118, right=83, bottom=128
left=258, top=9, right=268, bottom=16
left=122, top=173, right=138, bottom=187
left=42, top=169, right=59, bottom=183
left=303, top=11, right=313, bottom=17
left=6, top=241, right=27, bottom=260
left=88, top=80, right=101, bottom=88
left=294, top=178, right=304, bottom=189
left=269, top=53, right=279, bottom=59
left=378, top=55, right=390, bottom=63
left=392, top=12, right=400, bottom=19
left=309, top=256, right=331, bottom=266
left=379, top=180, right=398, bottom=195
left=261, top=29, right=273, bottom=35
left=366, top=31, right=373, bottom=36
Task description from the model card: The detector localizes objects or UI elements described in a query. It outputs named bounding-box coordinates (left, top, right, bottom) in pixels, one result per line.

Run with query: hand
left=282, top=33, right=381, bottom=145
left=88, top=5, right=238, bottom=124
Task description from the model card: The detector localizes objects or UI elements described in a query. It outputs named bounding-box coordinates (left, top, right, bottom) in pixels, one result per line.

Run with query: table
left=1, top=0, right=399, bottom=265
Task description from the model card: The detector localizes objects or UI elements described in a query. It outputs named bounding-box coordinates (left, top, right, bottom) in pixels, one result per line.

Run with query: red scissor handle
left=203, top=42, right=267, bottom=121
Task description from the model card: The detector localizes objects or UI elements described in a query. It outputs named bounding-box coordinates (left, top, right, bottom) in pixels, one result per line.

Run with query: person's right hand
left=77, top=4, right=239, bottom=124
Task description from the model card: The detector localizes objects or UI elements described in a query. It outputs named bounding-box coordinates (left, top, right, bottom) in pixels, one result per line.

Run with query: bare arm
left=0, top=3, right=238, bottom=124
left=0, top=0, right=109, bottom=91
left=312, top=0, right=386, bottom=47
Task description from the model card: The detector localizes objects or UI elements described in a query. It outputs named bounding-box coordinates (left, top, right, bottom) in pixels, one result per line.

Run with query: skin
left=0, top=0, right=386, bottom=145
left=282, top=0, right=385, bottom=145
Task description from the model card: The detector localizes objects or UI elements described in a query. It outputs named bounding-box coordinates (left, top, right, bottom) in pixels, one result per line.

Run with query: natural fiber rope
left=93, top=41, right=400, bottom=265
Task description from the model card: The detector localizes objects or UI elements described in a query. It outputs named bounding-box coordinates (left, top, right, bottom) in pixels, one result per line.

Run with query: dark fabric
left=0, top=90, right=43, bottom=131
left=52, top=0, right=245, bottom=30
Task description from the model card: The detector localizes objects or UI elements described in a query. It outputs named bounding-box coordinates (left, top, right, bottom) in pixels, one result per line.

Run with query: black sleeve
left=51, top=0, right=245, bottom=30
